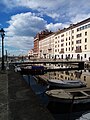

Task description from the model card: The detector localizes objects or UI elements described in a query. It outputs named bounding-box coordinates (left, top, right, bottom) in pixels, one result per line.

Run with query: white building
left=54, top=18, right=90, bottom=61
left=39, top=33, right=55, bottom=59
left=28, top=49, right=34, bottom=59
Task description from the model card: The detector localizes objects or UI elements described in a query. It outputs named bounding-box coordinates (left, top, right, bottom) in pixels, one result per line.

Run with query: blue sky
left=0, top=0, right=90, bottom=56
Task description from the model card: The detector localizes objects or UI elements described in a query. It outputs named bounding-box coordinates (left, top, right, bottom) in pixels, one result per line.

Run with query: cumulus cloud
left=5, top=12, right=47, bottom=55
left=1, top=0, right=90, bottom=55
left=6, top=12, right=47, bottom=37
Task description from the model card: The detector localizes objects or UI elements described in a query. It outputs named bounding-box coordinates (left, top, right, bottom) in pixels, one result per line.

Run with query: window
left=76, top=33, right=82, bottom=38
left=72, top=47, right=74, bottom=50
left=55, top=49, right=57, bottom=52
left=77, top=28, right=80, bottom=31
left=76, top=46, right=81, bottom=50
left=61, top=34, right=64, bottom=37
left=76, top=40, right=81, bottom=44
left=77, top=24, right=90, bottom=32
left=72, top=30, right=74, bottom=33
left=61, top=48, right=64, bottom=51
left=61, top=43, right=64, bottom=47
left=69, top=37, right=70, bottom=40
left=66, top=48, right=67, bottom=51
left=84, top=76, right=86, bottom=81
left=85, top=45, right=87, bottom=50
left=85, top=38, right=87, bottom=42
left=61, top=39, right=64, bottom=42
left=85, top=32, right=87, bottom=36
left=69, top=42, right=70, bottom=45
left=69, top=47, right=70, bottom=51
left=84, top=54, right=86, bottom=58
left=55, top=37, right=57, bottom=39
left=72, top=41, right=74, bottom=45
left=66, top=43, right=67, bottom=46
left=66, top=38, right=67, bottom=41
left=72, top=36, right=74, bottom=39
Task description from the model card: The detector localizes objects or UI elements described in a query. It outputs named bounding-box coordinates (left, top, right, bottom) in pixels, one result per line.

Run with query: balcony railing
left=59, top=50, right=64, bottom=53
left=75, top=49, right=82, bottom=53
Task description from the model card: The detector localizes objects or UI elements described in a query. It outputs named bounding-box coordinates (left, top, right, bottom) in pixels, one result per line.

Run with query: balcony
left=59, top=50, right=64, bottom=53
left=75, top=49, right=82, bottom=53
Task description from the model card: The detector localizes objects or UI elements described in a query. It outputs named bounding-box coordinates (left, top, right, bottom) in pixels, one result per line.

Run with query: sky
left=0, top=0, right=90, bottom=56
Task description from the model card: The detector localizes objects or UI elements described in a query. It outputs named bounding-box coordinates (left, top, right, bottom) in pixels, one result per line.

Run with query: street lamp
left=0, top=28, right=5, bottom=70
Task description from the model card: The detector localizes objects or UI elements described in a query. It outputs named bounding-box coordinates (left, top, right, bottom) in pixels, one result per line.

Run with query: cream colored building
left=54, top=18, right=90, bottom=61
left=39, top=33, right=55, bottom=59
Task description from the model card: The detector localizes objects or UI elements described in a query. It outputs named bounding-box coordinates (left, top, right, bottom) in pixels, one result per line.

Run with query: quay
left=0, top=66, right=54, bottom=120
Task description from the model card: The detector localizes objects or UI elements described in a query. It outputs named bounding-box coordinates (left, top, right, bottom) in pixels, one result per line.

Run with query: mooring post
left=68, top=95, right=75, bottom=120
left=28, top=75, right=30, bottom=86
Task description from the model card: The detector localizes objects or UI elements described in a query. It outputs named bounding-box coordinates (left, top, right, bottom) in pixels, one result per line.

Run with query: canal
left=22, top=69, right=90, bottom=120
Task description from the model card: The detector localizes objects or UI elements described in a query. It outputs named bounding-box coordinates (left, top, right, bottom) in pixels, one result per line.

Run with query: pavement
left=0, top=67, right=54, bottom=120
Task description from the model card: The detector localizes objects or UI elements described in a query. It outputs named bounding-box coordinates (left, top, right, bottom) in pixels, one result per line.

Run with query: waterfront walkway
left=0, top=68, right=54, bottom=120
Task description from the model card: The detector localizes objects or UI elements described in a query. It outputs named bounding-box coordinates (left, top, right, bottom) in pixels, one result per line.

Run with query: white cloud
left=2, top=0, right=90, bottom=55
left=5, top=12, right=47, bottom=55
left=5, top=36, right=34, bottom=56
left=6, top=12, right=47, bottom=37
left=2, top=0, right=90, bottom=22
left=70, top=14, right=90, bottom=24
left=46, top=22, right=69, bottom=31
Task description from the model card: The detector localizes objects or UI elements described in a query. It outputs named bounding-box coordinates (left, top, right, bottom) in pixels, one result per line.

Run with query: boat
left=77, top=111, right=90, bottom=120
left=45, top=88, right=90, bottom=104
left=47, top=79, right=86, bottom=88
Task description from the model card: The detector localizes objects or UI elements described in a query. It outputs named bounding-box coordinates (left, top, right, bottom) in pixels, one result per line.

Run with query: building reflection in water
left=46, top=69, right=90, bottom=88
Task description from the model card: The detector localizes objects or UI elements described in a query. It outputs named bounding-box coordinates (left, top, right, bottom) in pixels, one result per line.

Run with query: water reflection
left=45, top=69, right=90, bottom=88
left=22, top=69, right=90, bottom=120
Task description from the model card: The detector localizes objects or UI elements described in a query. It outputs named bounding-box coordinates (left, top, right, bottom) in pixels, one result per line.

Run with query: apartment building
left=54, top=18, right=90, bottom=61
left=34, top=29, right=53, bottom=58
left=33, top=18, right=90, bottom=60
left=39, top=33, right=55, bottom=59
left=28, top=49, right=34, bottom=59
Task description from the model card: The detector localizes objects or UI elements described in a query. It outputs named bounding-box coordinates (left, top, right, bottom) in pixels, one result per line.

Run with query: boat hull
left=46, top=89, right=90, bottom=113
left=48, top=79, right=86, bottom=88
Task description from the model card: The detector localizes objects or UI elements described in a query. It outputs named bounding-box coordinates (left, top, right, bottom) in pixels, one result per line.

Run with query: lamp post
left=0, top=28, right=5, bottom=70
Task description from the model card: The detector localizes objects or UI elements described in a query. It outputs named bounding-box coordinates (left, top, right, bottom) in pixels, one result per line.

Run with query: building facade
left=34, top=29, right=53, bottom=58
left=54, top=18, right=90, bottom=61
left=32, top=18, right=90, bottom=61
left=39, top=33, right=55, bottom=59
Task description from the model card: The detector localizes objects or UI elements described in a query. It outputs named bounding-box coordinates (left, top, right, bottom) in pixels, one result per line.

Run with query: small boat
left=47, top=79, right=86, bottom=88
left=77, top=111, right=90, bottom=120
left=45, top=88, right=90, bottom=104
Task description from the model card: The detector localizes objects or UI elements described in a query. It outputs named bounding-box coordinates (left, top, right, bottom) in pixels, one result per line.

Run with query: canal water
left=22, top=70, right=90, bottom=120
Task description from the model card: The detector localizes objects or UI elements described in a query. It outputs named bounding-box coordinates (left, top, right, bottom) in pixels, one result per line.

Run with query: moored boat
left=47, top=79, right=86, bottom=88
left=77, top=111, right=90, bottom=120
left=45, top=88, right=90, bottom=104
